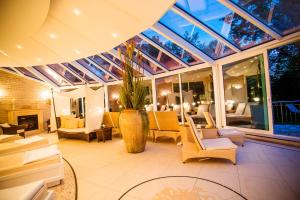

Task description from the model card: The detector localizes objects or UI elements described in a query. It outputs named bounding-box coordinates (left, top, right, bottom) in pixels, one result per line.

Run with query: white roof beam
left=70, top=61, right=105, bottom=84
left=139, top=34, right=189, bottom=68
left=152, top=23, right=215, bottom=64
left=58, top=63, right=87, bottom=84
left=85, top=57, right=119, bottom=80
left=26, top=67, right=60, bottom=89
left=217, top=0, right=282, bottom=40
left=110, top=49, right=152, bottom=77
left=171, top=5, right=241, bottom=53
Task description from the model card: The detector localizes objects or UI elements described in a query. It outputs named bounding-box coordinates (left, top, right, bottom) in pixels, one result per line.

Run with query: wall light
left=16, top=44, right=23, bottom=49
left=112, top=32, right=119, bottom=38
left=73, top=8, right=81, bottom=16
left=161, top=90, right=170, bottom=97
left=231, top=83, right=243, bottom=89
left=112, top=93, right=119, bottom=100
left=253, top=97, right=260, bottom=102
left=0, top=89, right=6, bottom=97
left=40, top=90, right=51, bottom=100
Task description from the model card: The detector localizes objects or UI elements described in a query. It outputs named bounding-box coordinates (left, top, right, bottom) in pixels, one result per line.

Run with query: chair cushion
left=0, top=123, right=10, bottom=128
left=60, top=115, right=75, bottom=128
left=78, top=119, right=85, bottom=128
left=154, top=111, right=180, bottom=131
left=202, top=138, right=237, bottom=150
left=64, top=118, right=79, bottom=129
left=147, top=111, right=158, bottom=130
left=218, top=128, right=245, bottom=137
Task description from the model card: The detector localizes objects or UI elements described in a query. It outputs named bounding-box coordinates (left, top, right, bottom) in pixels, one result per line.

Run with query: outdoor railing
left=272, top=100, right=300, bottom=124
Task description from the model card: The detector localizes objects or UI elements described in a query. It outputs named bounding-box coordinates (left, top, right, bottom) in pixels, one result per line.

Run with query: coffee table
left=95, top=127, right=112, bottom=142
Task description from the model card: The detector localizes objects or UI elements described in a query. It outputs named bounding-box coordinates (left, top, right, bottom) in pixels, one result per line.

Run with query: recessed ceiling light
left=16, top=44, right=23, bottom=49
left=0, top=50, right=8, bottom=56
left=36, top=58, right=42, bottom=62
left=49, top=33, right=57, bottom=39
left=112, top=32, right=119, bottom=38
left=73, top=8, right=81, bottom=16
left=75, top=50, right=81, bottom=55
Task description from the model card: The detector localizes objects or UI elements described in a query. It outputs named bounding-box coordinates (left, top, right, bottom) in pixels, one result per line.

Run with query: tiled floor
left=44, top=134, right=300, bottom=200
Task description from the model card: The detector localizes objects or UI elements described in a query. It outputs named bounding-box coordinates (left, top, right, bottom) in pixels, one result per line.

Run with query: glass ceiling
left=176, top=0, right=273, bottom=50
left=160, top=10, right=236, bottom=59
left=142, top=29, right=203, bottom=66
left=230, top=0, right=300, bottom=36
left=2, top=0, right=298, bottom=87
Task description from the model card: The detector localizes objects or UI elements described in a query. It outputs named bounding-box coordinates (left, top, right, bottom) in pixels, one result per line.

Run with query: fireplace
left=18, top=114, right=39, bottom=131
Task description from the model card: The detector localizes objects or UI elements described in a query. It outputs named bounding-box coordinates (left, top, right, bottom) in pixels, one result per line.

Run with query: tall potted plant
left=118, top=41, right=149, bottom=153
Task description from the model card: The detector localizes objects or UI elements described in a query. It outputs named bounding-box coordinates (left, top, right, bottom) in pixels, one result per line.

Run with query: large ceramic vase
left=119, top=109, right=149, bottom=153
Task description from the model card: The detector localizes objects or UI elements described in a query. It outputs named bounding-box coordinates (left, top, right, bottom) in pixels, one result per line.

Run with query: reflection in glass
left=62, top=63, right=97, bottom=84
left=160, top=10, right=235, bottom=59
left=180, top=68, right=215, bottom=126
left=268, top=41, right=300, bottom=137
left=33, top=66, right=70, bottom=86
left=222, top=55, right=268, bottom=130
left=143, top=29, right=203, bottom=66
left=155, top=74, right=182, bottom=120
left=47, top=64, right=84, bottom=85
left=231, top=0, right=300, bottom=35
left=76, top=59, right=114, bottom=82
left=176, top=0, right=272, bottom=50
left=107, top=80, right=152, bottom=112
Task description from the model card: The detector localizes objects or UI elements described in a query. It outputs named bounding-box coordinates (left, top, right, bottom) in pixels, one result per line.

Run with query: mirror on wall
left=70, top=97, right=85, bottom=118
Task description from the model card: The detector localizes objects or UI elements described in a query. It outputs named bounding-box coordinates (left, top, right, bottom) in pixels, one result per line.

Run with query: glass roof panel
left=76, top=59, right=115, bottom=82
left=117, top=44, right=165, bottom=75
left=101, top=53, right=143, bottom=77
left=230, top=0, right=300, bottom=35
left=160, top=10, right=235, bottom=59
left=133, top=36, right=184, bottom=71
left=15, top=67, right=43, bottom=81
left=88, top=55, right=123, bottom=79
left=33, top=66, right=70, bottom=86
left=62, top=63, right=97, bottom=84
left=47, top=64, right=84, bottom=85
left=2, top=67, right=17, bottom=74
left=176, top=0, right=273, bottom=50
left=142, top=29, right=203, bottom=66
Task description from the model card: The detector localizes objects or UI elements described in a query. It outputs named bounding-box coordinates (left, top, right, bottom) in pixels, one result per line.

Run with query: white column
left=104, top=85, right=109, bottom=112
left=151, top=78, right=157, bottom=111
left=178, top=73, right=184, bottom=125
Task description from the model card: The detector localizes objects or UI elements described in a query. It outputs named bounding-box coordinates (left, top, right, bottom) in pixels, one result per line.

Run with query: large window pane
left=231, top=0, right=300, bottom=35
left=155, top=74, right=182, bottom=121
left=142, top=29, right=203, bottom=66
left=180, top=68, right=215, bottom=126
left=222, top=55, right=269, bottom=130
left=15, top=67, right=43, bottom=81
left=160, top=10, right=235, bottom=59
left=268, top=41, right=300, bottom=137
left=176, top=0, right=272, bottom=50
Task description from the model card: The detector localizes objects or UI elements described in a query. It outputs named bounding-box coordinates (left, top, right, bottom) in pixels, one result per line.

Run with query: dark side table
left=95, top=127, right=112, bottom=142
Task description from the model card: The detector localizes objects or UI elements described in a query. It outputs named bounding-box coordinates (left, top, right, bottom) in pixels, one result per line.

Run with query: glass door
left=221, top=55, right=269, bottom=131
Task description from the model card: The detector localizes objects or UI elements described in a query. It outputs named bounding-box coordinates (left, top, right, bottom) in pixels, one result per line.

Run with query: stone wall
left=0, top=70, right=51, bottom=130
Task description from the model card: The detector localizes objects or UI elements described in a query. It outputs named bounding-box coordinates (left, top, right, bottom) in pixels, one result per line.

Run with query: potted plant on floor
left=118, top=41, right=149, bottom=153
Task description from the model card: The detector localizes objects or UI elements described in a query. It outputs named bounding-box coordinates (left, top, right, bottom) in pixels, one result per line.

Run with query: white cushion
left=0, top=123, right=10, bottom=128
left=202, top=138, right=237, bottom=150
left=58, top=128, right=88, bottom=134
left=23, top=145, right=60, bottom=164
left=219, top=128, right=245, bottom=137
left=235, top=103, right=246, bottom=115
left=0, top=180, right=44, bottom=200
